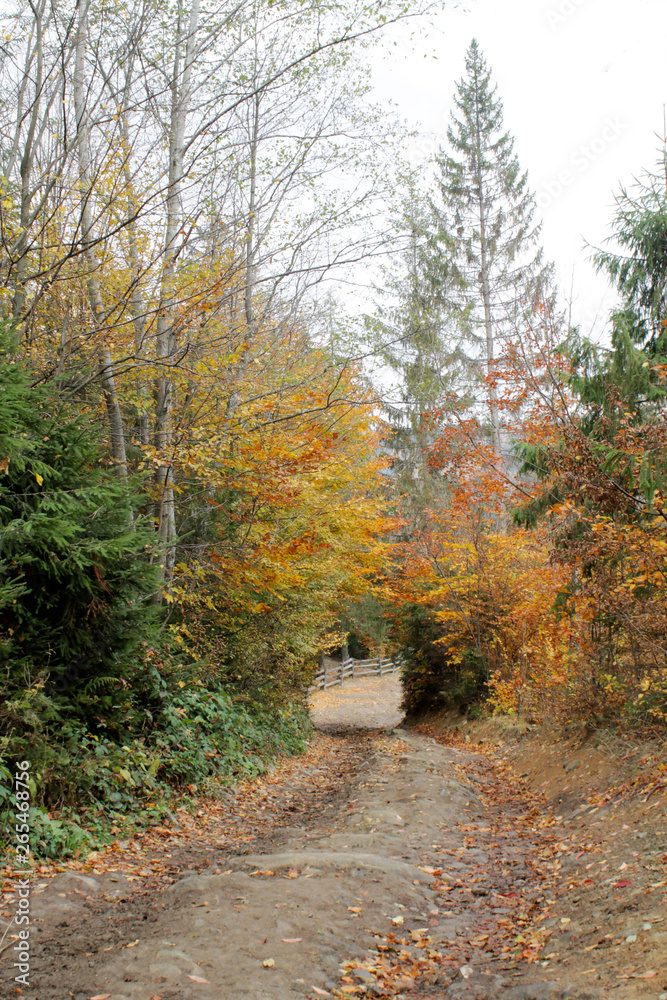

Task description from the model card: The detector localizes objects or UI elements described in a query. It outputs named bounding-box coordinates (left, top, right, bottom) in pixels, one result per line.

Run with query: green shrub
left=394, top=603, right=488, bottom=715
left=0, top=327, right=163, bottom=745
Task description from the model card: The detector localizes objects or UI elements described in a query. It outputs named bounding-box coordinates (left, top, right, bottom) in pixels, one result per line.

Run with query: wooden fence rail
left=309, top=654, right=404, bottom=692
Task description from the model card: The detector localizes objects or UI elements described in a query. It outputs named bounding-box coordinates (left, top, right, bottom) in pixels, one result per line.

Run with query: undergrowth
left=0, top=688, right=310, bottom=860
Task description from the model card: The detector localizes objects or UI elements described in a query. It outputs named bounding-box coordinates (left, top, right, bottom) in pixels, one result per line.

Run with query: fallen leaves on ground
left=1, top=733, right=369, bottom=903
left=331, top=723, right=666, bottom=1000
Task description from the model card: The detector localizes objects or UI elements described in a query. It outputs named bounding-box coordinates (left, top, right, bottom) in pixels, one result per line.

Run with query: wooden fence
left=310, top=654, right=404, bottom=691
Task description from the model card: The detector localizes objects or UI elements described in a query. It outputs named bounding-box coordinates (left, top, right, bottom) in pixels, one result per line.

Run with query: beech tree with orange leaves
left=508, top=165, right=667, bottom=724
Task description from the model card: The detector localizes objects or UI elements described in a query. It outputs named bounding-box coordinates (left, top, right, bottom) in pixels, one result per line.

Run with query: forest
left=1, top=0, right=667, bottom=858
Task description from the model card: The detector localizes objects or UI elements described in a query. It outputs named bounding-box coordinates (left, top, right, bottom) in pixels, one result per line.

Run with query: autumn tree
left=373, top=49, right=556, bottom=711
left=492, top=158, right=667, bottom=722
left=0, top=0, right=440, bottom=596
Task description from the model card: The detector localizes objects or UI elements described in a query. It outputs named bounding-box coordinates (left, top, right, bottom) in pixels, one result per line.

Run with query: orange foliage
left=386, top=312, right=667, bottom=725
left=157, top=329, right=391, bottom=696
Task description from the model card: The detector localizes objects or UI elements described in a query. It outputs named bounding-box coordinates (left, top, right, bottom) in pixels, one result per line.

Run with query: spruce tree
left=0, top=325, right=162, bottom=744
left=371, top=176, right=453, bottom=523
left=430, top=39, right=552, bottom=455
left=594, top=161, right=667, bottom=353
left=516, top=159, right=667, bottom=526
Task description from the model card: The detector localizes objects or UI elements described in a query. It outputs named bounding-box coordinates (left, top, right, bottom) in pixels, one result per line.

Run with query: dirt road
left=309, top=673, right=404, bottom=731
left=6, top=678, right=666, bottom=1000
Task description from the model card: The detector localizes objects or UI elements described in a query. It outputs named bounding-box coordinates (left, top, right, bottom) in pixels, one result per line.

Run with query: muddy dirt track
left=3, top=676, right=666, bottom=1000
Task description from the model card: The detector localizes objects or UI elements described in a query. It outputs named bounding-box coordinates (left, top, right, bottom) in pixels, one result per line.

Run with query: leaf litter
left=6, top=712, right=666, bottom=1000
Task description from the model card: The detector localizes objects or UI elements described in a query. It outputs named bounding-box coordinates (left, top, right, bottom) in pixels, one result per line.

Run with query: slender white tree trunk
left=12, top=2, right=44, bottom=321
left=154, top=0, right=201, bottom=592
left=226, top=66, right=260, bottom=422
left=73, top=0, right=128, bottom=477
left=120, top=112, right=150, bottom=446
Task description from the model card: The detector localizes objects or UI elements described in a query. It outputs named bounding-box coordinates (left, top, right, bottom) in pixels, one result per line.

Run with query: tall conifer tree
left=372, top=176, right=452, bottom=521
left=430, top=39, right=552, bottom=455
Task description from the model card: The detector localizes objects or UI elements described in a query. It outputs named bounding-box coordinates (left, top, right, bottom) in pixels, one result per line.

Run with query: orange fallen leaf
left=124, top=940, right=139, bottom=949
left=187, top=976, right=210, bottom=983
left=311, top=989, right=331, bottom=997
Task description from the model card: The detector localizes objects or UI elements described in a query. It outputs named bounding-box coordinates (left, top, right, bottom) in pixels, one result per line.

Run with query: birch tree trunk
left=153, top=0, right=201, bottom=593
left=12, top=1, right=44, bottom=322
left=244, top=89, right=260, bottom=340
left=119, top=108, right=150, bottom=447
left=226, top=87, right=260, bottom=421
left=73, top=0, right=128, bottom=477
left=98, top=47, right=151, bottom=447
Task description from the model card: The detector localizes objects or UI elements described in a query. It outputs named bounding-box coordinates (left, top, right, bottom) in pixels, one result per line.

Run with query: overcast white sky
left=369, top=0, right=667, bottom=341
